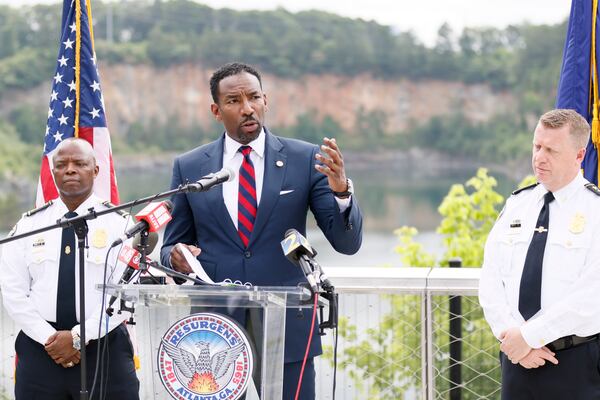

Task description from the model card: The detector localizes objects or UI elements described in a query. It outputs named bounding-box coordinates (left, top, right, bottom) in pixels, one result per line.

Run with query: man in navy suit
left=160, top=62, right=363, bottom=399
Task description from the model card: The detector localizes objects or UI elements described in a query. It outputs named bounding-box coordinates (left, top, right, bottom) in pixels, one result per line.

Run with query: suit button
left=244, top=251, right=252, bottom=258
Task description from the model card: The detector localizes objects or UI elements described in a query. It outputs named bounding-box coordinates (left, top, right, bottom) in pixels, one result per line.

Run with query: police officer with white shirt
left=0, top=138, right=139, bottom=399
left=479, top=109, right=600, bottom=399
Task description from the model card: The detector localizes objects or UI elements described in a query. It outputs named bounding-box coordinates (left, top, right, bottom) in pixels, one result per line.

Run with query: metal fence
left=0, top=266, right=500, bottom=399
left=314, top=265, right=500, bottom=400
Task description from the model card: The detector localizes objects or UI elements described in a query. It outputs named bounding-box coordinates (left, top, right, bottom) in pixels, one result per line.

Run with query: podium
left=103, top=284, right=321, bottom=400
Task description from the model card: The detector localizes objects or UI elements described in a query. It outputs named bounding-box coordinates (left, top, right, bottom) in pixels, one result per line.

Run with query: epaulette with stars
left=24, top=200, right=54, bottom=217
left=585, top=182, right=600, bottom=196
left=101, top=201, right=130, bottom=218
left=511, top=183, right=538, bottom=196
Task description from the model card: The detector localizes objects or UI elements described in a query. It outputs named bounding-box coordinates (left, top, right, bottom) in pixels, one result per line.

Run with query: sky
left=0, top=0, right=571, bottom=45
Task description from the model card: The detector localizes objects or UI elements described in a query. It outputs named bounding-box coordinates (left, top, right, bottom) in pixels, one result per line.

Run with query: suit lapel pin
left=276, top=160, right=284, bottom=167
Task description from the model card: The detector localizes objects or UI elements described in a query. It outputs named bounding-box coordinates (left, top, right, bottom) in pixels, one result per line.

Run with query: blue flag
left=556, top=0, right=599, bottom=185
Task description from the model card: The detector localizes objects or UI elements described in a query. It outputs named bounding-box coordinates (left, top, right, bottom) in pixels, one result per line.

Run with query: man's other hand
left=45, top=331, right=80, bottom=366
left=518, top=347, right=558, bottom=369
left=169, top=243, right=201, bottom=274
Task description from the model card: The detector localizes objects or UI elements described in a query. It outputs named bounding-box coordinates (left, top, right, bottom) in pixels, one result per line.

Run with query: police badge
left=568, top=213, right=585, bottom=234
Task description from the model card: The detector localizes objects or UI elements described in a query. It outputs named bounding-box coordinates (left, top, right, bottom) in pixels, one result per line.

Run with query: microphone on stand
left=111, top=200, right=173, bottom=247
left=186, top=167, right=235, bottom=192
left=281, top=229, right=338, bottom=335
left=281, top=229, right=319, bottom=293
left=107, top=231, right=161, bottom=315
left=280, top=228, right=334, bottom=290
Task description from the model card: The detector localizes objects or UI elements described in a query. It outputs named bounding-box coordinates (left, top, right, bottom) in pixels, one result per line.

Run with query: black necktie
left=518, top=191, right=555, bottom=320
left=56, top=211, right=78, bottom=330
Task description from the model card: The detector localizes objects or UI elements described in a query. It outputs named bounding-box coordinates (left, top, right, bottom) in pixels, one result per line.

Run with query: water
left=0, top=156, right=521, bottom=266
left=115, top=156, right=520, bottom=267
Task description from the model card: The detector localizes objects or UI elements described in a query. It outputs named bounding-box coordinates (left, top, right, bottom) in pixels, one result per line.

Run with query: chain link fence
left=430, top=294, right=501, bottom=399
left=315, top=266, right=501, bottom=399
left=0, top=309, right=16, bottom=400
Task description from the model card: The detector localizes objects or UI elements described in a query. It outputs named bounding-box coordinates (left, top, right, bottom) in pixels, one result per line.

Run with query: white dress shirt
left=479, top=173, right=600, bottom=348
left=222, top=130, right=350, bottom=229
left=0, top=194, right=132, bottom=345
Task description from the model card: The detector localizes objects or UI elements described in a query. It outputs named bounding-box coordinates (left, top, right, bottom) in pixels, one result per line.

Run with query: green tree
left=332, top=169, right=508, bottom=399
left=9, top=105, right=46, bottom=144
left=0, top=119, right=39, bottom=177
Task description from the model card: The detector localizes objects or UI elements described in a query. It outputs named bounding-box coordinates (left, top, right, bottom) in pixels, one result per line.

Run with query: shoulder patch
left=512, top=182, right=539, bottom=196
left=585, top=183, right=600, bottom=196
left=24, top=200, right=53, bottom=217
left=101, top=201, right=130, bottom=218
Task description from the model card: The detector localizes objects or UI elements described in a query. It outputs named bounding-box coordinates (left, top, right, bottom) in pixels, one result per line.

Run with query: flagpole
left=74, top=1, right=87, bottom=395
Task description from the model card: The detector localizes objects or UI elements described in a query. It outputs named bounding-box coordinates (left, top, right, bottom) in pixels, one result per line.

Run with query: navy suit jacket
left=160, top=129, right=363, bottom=362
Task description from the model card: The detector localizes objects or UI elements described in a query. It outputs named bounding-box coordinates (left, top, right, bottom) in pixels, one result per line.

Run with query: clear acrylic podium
left=102, top=284, right=320, bottom=400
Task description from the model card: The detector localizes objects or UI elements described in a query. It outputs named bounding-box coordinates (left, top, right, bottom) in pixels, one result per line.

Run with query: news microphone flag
left=555, top=0, right=599, bottom=184
left=135, top=201, right=173, bottom=232
left=118, top=245, right=143, bottom=270
left=36, top=0, right=119, bottom=205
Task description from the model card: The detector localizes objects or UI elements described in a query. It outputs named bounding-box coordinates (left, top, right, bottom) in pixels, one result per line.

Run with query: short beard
left=235, top=124, right=262, bottom=145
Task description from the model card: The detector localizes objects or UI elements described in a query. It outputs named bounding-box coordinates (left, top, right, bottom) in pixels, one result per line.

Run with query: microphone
left=111, top=200, right=173, bottom=247
left=107, top=233, right=160, bottom=314
left=281, top=229, right=319, bottom=293
left=281, top=229, right=333, bottom=290
left=116, top=245, right=143, bottom=283
left=187, top=167, right=235, bottom=192
left=116, top=232, right=159, bottom=284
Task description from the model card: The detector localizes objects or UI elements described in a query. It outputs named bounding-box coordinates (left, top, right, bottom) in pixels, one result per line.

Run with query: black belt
left=546, top=334, right=599, bottom=352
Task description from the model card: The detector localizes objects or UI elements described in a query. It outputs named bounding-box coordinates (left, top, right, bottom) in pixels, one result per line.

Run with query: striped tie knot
left=238, top=145, right=257, bottom=247
left=240, top=145, right=252, bottom=157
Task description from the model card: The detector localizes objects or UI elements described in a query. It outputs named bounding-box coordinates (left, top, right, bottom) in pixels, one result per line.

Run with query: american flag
left=36, top=0, right=119, bottom=206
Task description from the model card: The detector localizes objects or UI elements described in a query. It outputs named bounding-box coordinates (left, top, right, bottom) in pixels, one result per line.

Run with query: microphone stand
left=0, top=180, right=213, bottom=400
left=305, top=258, right=338, bottom=334
left=0, top=180, right=208, bottom=247
left=72, top=217, right=89, bottom=400
left=106, top=228, right=209, bottom=317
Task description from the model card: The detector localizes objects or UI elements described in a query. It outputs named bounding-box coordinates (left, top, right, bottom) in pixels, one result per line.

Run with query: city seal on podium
left=157, top=312, right=254, bottom=400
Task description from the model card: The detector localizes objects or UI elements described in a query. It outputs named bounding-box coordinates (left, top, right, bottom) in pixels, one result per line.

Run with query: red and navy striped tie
left=238, top=146, right=257, bottom=247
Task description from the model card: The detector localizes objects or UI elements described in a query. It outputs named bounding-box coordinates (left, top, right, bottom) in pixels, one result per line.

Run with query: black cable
left=332, top=322, right=339, bottom=400
left=91, top=203, right=135, bottom=398
left=90, top=245, right=115, bottom=398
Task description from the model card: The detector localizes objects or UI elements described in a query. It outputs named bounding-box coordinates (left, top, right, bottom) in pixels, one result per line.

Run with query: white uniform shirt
left=222, top=130, right=350, bottom=229
left=0, top=194, right=132, bottom=345
left=479, top=173, right=600, bottom=348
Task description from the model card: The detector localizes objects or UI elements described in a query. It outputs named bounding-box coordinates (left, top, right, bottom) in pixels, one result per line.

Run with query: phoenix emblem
left=161, top=339, right=246, bottom=393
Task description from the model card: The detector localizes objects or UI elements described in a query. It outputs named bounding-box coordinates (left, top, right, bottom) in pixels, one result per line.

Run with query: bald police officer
left=0, top=138, right=139, bottom=399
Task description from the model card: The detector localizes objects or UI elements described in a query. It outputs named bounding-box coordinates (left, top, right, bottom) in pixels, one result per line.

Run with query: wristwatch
left=332, top=178, right=354, bottom=199
left=71, top=327, right=81, bottom=351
